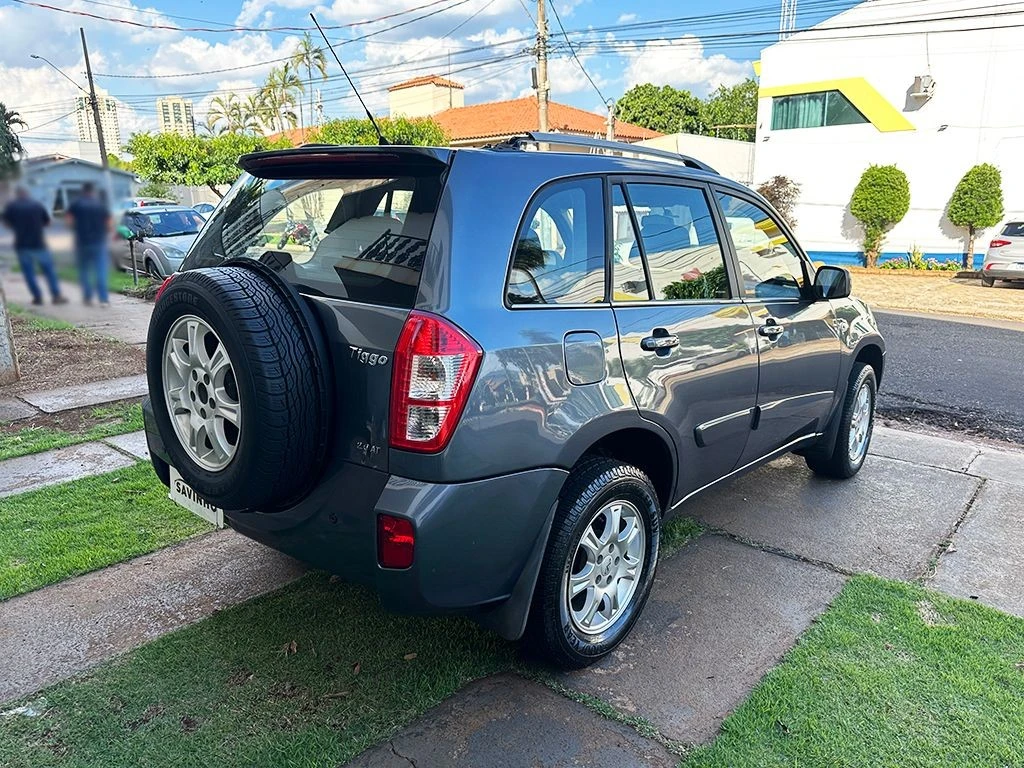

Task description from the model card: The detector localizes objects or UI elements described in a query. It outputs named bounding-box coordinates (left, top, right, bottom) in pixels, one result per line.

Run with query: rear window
left=182, top=171, right=443, bottom=308
left=1001, top=222, right=1024, bottom=237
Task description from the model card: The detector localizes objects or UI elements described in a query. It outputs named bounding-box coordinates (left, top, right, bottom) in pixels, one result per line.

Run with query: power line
left=7, top=0, right=458, bottom=34
left=92, top=0, right=481, bottom=79
left=548, top=0, right=607, bottom=105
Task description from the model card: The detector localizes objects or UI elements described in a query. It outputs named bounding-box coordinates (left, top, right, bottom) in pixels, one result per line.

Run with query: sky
left=1, top=0, right=860, bottom=157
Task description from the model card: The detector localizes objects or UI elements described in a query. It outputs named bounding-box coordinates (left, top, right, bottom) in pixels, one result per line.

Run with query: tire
left=146, top=265, right=331, bottom=511
left=145, top=258, right=163, bottom=279
left=806, top=362, right=877, bottom=479
left=527, top=458, right=661, bottom=669
left=981, top=274, right=996, bottom=288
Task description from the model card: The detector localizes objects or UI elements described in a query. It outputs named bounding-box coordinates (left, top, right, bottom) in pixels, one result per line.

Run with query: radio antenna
left=310, top=12, right=388, bottom=145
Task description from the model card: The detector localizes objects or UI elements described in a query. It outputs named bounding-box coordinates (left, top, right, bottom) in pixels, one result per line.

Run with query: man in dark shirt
left=66, top=182, right=112, bottom=306
left=1, top=187, right=67, bottom=305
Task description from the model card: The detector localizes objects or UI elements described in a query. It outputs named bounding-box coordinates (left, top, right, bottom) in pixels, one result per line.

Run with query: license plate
left=169, top=467, right=224, bottom=527
left=1011, top=263, right=1024, bottom=270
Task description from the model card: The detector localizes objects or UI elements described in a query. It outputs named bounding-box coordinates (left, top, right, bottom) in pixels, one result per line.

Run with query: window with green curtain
left=771, top=90, right=868, bottom=129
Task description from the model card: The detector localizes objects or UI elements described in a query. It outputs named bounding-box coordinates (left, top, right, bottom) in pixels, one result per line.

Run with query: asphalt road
left=874, top=311, right=1024, bottom=445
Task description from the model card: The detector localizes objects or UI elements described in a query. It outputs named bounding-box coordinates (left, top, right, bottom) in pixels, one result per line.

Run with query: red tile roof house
left=269, top=75, right=661, bottom=148
left=388, top=74, right=661, bottom=146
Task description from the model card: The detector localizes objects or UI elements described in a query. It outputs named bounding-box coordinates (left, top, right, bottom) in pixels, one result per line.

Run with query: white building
left=156, top=96, right=196, bottom=136
left=639, top=133, right=755, bottom=187
left=754, top=0, right=1024, bottom=266
left=75, top=94, right=121, bottom=155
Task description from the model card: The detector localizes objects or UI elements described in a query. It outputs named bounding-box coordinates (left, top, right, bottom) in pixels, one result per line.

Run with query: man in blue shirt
left=66, top=182, right=112, bottom=306
left=2, top=187, right=67, bottom=305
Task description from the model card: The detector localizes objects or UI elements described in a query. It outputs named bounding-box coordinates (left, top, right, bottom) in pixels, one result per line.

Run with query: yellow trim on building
left=752, top=60, right=762, bottom=77
left=759, top=78, right=915, bottom=133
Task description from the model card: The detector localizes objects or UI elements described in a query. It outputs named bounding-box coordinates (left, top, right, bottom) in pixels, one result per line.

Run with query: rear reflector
left=154, top=274, right=176, bottom=302
left=390, top=311, right=482, bottom=452
left=377, top=515, right=415, bottom=569
left=990, top=239, right=1012, bottom=249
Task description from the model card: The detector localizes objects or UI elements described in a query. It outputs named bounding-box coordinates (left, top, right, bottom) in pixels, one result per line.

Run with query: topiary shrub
left=947, top=163, right=1004, bottom=269
left=849, top=165, right=910, bottom=267
left=756, top=175, right=801, bottom=227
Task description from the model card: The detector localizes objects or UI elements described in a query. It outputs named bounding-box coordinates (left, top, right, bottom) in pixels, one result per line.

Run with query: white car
left=982, top=220, right=1024, bottom=287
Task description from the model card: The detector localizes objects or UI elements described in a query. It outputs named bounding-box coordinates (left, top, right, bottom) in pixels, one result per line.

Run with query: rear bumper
left=143, top=398, right=566, bottom=637
left=982, top=265, right=1024, bottom=280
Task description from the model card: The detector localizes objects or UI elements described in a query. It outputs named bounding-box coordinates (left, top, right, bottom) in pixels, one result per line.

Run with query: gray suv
left=142, top=134, right=884, bottom=668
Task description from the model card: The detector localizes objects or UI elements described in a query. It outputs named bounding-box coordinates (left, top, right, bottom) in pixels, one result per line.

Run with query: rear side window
left=182, top=171, right=443, bottom=308
left=506, top=177, right=605, bottom=305
left=1002, top=222, right=1024, bottom=237
left=622, top=183, right=731, bottom=302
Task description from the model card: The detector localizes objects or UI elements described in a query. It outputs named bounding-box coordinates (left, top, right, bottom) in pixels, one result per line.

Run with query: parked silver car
left=982, top=220, right=1024, bottom=287
left=113, top=206, right=206, bottom=278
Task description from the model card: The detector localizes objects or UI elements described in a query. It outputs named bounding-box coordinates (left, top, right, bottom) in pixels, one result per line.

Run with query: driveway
left=875, top=310, right=1024, bottom=444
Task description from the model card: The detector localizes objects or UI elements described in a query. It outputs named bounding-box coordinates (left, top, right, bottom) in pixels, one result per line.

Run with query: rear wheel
left=981, top=274, right=996, bottom=287
left=806, top=362, right=876, bottom=479
left=528, top=458, right=660, bottom=669
left=145, top=258, right=163, bottom=279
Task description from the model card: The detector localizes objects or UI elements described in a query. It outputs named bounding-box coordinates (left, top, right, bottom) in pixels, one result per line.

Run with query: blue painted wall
left=806, top=250, right=982, bottom=270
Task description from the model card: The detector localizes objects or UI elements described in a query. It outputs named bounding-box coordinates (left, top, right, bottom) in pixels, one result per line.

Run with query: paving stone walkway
left=1, top=273, right=154, bottom=346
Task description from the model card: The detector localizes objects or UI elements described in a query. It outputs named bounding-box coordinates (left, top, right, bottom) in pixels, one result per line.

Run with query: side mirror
left=814, top=265, right=851, bottom=300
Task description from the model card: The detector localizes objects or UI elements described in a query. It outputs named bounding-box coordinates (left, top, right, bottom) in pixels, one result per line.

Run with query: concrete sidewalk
left=1, top=272, right=153, bottom=346
left=2, top=422, right=1024, bottom=763
left=350, top=426, right=1024, bottom=765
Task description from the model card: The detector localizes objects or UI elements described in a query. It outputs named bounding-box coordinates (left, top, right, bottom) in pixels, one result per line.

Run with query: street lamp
left=29, top=54, right=89, bottom=95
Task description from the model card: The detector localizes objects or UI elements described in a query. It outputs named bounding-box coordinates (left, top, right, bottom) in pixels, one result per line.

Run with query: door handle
left=640, top=333, right=679, bottom=352
left=758, top=319, right=785, bottom=338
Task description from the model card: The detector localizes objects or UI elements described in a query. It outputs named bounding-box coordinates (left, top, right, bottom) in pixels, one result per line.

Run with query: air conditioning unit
left=911, top=75, right=936, bottom=100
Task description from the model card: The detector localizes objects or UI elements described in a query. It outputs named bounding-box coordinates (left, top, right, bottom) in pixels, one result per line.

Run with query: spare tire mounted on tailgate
left=146, top=261, right=331, bottom=511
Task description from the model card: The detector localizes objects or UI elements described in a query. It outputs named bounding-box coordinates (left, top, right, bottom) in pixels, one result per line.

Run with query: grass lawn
left=0, top=463, right=210, bottom=600
left=56, top=265, right=154, bottom=297
left=7, top=303, right=75, bottom=331
left=0, top=402, right=144, bottom=461
left=685, top=576, right=1024, bottom=767
left=0, top=516, right=702, bottom=767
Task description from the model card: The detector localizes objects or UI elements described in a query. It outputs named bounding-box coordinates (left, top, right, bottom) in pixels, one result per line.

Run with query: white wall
left=755, top=0, right=1024, bottom=263
left=639, top=133, right=755, bottom=186
left=388, top=82, right=464, bottom=118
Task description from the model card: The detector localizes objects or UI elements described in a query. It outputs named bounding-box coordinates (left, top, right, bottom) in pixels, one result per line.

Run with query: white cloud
left=622, top=36, right=750, bottom=95
left=617, top=13, right=637, bottom=23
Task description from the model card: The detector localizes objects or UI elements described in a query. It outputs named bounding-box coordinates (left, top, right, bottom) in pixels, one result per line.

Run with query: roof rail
left=505, top=132, right=719, bottom=174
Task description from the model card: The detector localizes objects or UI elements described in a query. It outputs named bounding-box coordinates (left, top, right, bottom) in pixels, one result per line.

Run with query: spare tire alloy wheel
left=162, top=315, right=241, bottom=471
left=147, top=266, right=331, bottom=512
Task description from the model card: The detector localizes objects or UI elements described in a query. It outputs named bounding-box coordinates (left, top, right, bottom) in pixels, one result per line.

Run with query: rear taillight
left=389, top=310, right=482, bottom=453
left=990, top=239, right=1012, bottom=249
left=154, top=274, right=175, bottom=302
left=377, top=514, right=414, bottom=569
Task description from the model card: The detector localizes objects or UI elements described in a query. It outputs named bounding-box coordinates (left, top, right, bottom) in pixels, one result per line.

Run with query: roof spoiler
left=237, top=145, right=452, bottom=179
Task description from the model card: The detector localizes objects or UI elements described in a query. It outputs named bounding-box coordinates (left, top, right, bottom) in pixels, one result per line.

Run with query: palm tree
left=0, top=103, right=27, bottom=179
left=259, top=64, right=303, bottom=133
left=206, top=93, right=239, bottom=134
left=290, top=32, right=328, bottom=131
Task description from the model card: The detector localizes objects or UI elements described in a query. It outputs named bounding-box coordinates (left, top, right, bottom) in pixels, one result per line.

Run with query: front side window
left=771, top=90, right=868, bottom=130
left=623, top=183, right=730, bottom=302
left=715, top=190, right=807, bottom=300
left=506, top=177, right=605, bottom=305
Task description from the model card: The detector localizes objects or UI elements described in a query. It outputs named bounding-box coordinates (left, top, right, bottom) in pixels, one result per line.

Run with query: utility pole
left=80, top=27, right=114, bottom=204
left=605, top=99, right=615, bottom=141
left=536, top=0, right=549, bottom=132
left=80, top=28, right=108, bottom=170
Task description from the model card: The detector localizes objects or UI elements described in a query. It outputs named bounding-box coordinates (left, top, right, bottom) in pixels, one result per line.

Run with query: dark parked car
left=143, top=134, right=885, bottom=667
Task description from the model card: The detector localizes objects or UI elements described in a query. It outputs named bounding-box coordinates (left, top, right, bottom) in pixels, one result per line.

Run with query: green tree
left=311, top=116, right=448, bottom=146
left=259, top=64, right=303, bottom=133
left=290, top=32, right=328, bottom=131
left=615, top=83, right=704, bottom=134
left=849, top=164, right=911, bottom=267
left=126, top=132, right=269, bottom=198
left=701, top=78, right=758, bottom=141
left=205, top=93, right=262, bottom=135
left=0, top=103, right=27, bottom=180
left=137, top=179, right=175, bottom=200
left=947, top=163, right=1004, bottom=269
left=107, top=153, right=134, bottom=172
